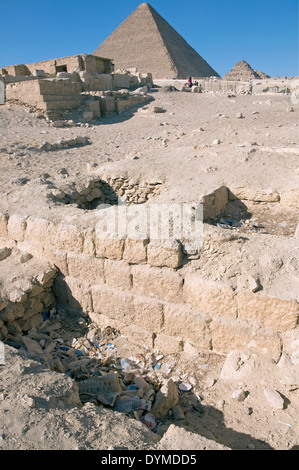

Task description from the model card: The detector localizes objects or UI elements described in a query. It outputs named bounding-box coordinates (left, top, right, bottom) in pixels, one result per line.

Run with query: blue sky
left=1, top=0, right=298, bottom=77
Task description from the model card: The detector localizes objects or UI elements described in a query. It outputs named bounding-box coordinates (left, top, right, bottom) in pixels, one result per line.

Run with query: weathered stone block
left=154, top=333, right=184, bottom=354
left=67, top=253, right=105, bottom=285
left=151, top=379, right=179, bottom=420
left=133, top=296, right=164, bottom=331
left=25, top=217, right=84, bottom=254
left=120, top=325, right=154, bottom=350
left=163, top=303, right=211, bottom=349
left=0, top=213, right=8, bottom=238
left=147, top=239, right=183, bottom=269
left=0, top=303, right=24, bottom=322
left=123, top=238, right=148, bottom=264
left=132, top=265, right=183, bottom=303
left=95, top=236, right=125, bottom=261
left=17, top=241, right=44, bottom=261
left=184, top=274, right=238, bottom=319
left=104, top=259, right=132, bottom=290
left=237, top=291, right=299, bottom=332
left=42, top=247, right=68, bottom=275
left=63, top=276, right=93, bottom=313
left=91, top=285, right=134, bottom=323
left=7, top=214, right=27, bottom=242
left=211, top=319, right=282, bottom=361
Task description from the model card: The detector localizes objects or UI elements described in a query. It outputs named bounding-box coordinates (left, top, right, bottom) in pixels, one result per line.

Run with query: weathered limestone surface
left=1, top=209, right=298, bottom=361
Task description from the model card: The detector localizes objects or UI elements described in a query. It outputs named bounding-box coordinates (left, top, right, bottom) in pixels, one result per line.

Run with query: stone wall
left=0, top=207, right=298, bottom=363
left=0, top=247, right=57, bottom=341
left=5, top=79, right=83, bottom=112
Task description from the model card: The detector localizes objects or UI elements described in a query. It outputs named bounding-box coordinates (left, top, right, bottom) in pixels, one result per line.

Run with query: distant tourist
left=188, top=77, right=193, bottom=88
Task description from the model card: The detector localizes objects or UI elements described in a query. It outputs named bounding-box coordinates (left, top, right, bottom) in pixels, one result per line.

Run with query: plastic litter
left=179, top=382, right=192, bottom=392
left=142, top=413, right=156, bottom=430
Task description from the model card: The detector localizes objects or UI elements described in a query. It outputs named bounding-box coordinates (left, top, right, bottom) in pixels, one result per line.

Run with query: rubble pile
left=9, top=307, right=201, bottom=434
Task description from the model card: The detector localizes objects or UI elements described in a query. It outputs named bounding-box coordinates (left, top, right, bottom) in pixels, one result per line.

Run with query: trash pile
left=6, top=307, right=199, bottom=433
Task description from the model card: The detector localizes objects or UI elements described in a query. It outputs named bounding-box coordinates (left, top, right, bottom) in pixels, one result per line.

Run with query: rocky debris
left=264, top=389, right=286, bottom=409
left=231, top=389, right=246, bottom=402
left=0, top=136, right=91, bottom=155
left=1, top=308, right=197, bottom=435
left=157, top=424, right=231, bottom=450
left=37, top=136, right=91, bottom=152
left=0, top=248, right=57, bottom=341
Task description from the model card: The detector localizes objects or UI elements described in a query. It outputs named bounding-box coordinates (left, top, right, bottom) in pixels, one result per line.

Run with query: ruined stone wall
left=5, top=79, right=83, bottom=111
left=0, top=209, right=298, bottom=363
left=0, top=246, right=57, bottom=341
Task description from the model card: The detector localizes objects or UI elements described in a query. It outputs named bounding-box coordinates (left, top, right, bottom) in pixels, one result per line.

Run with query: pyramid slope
left=93, top=3, right=219, bottom=79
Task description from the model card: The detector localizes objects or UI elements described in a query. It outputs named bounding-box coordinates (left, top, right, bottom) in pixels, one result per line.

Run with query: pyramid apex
left=93, top=3, right=219, bottom=79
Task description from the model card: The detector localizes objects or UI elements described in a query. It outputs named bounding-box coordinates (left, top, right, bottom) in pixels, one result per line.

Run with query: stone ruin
left=1, top=53, right=154, bottom=122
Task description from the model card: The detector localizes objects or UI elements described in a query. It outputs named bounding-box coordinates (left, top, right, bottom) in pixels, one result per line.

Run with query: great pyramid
left=224, top=60, right=270, bottom=81
left=93, top=2, right=219, bottom=79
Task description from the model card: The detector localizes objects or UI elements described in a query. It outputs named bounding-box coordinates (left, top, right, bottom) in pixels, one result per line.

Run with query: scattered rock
left=231, top=389, right=246, bottom=402
left=264, top=389, right=286, bottom=409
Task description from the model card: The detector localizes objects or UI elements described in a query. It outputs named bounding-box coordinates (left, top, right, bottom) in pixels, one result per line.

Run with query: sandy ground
left=0, top=85, right=298, bottom=451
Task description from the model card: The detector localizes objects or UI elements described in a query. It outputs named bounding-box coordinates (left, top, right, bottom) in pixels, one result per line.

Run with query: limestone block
left=184, top=273, right=237, bottom=319
left=0, top=299, right=8, bottom=311
left=237, top=291, right=299, bottom=332
left=52, top=223, right=84, bottom=253
left=151, top=379, right=179, bottom=420
left=220, top=351, right=257, bottom=381
left=123, top=238, right=148, bottom=264
left=201, top=186, right=229, bottom=220
left=280, top=329, right=299, bottom=365
left=64, top=276, right=93, bottom=313
left=0, top=213, right=8, bottom=238
left=279, top=190, right=299, bottom=209
left=25, top=217, right=84, bottom=254
left=157, top=424, right=231, bottom=450
left=39, top=291, right=55, bottom=309
left=85, top=100, right=101, bottom=118
left=91, top=285, right=134, bottom=323
left=163, top=303, right=211, bottom=349
left=42, top=247, right=68, bottom=275
left=98, top=96, right=116, bottom=115
left=154, top=333, right=184, bottom=355
left=67, top=253, right=105, bottom=285
left=264, top=389, right=285, bottom=409
left=34, top=267, right=57, bottom=288
left=147, top=239, right=183, bottom=269
left=95, top=236, right=125, bottom=261
left=21, top=313, right=43, bottom=332
left=230, top=187, right=280, bottom=203
left=7, top=214, right=27, bottom=242
left=0, top=303, right=24, bottom=322
left=83, top=228, right=96, bottom=257
left=120, top=325, right=154, bottom=350
left=132, top=265, right=183, bottom=303
left=211, top=319, right=282, bottom=361
left=23, top=298, right=44, bottom=321
left=104, top=259, right=132, bottom=290
left=17, top=241, right=44, bottom=261
left=133, top=296, right=164, bottom=331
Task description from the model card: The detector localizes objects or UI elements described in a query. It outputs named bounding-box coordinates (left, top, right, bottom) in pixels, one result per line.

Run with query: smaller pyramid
left=224, top=60, right=270, bottom=81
